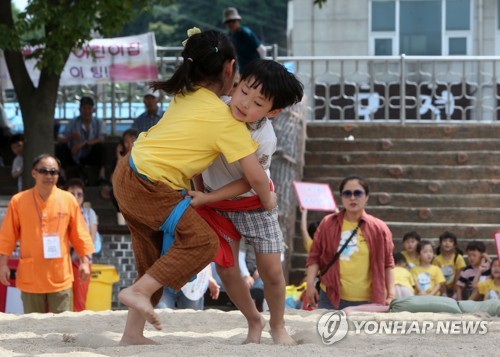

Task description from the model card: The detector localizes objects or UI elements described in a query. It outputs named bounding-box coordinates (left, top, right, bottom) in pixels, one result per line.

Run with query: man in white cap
left=223, top=7, right=266, bottom=72
left=132, top=88, right=164, bottom=133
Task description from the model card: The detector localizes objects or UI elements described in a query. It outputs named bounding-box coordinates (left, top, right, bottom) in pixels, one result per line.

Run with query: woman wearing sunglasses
left=305, top=174, right=395, bottom=310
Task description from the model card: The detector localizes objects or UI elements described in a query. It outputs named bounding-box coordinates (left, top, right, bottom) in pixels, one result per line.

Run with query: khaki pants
left=21, top=288, right=72, bottom=313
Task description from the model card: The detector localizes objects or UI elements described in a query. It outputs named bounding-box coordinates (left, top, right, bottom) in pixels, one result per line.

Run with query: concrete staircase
left=289, top=123, right=500, bottom=284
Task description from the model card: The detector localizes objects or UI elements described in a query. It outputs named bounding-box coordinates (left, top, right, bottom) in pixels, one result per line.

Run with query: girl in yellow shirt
left=433, top=231, right=466, bottom=298
left=411, top=241, right=445, bottom=296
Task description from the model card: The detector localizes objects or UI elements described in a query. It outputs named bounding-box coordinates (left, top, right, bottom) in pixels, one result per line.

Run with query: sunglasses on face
left=341, top=189, right=365, bottom=199
left=35, top=168, right=59, bottom=176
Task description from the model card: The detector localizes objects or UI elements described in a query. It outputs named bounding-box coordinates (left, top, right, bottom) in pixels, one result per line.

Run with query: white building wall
left=292, top=0, right=369, bottom=56
left=291, top=0, right=497, bottom=57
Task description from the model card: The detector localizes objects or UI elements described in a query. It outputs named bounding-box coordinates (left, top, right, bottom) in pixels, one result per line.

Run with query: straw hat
left=223, top=7, right=242, bottom=23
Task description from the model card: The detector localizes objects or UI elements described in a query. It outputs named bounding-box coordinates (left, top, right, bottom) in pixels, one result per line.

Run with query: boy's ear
left=226, top=59, right=236, bottom=79
left=266, top=108, right=282, bottom=118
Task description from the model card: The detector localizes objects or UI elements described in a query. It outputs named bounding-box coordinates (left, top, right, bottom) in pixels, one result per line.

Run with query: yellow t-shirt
left=305, top=237, right=313, bottom=253
left=411, top=265, right=446, bottom=295
left=132, top=87, right=258, bottom=190
left=402, top=250, right=420, bottom=269
left=394, top=266, right=415, bottom=291
left=339, top=220, right=371, bottom=301
left=433, top=254, right=466, bottom=289
left=477, top=279, right=500, bottom=300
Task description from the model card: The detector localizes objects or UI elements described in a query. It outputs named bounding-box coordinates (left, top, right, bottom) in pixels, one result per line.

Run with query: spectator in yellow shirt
left=411, top=241, right=445, bottom=296
left=393, top=252, right=415, bottom=298
left=469, top=259, right=500, bottom=301
left=401, top=231, right=421, bottom=269
left=433, top=231, right=466, bottom=298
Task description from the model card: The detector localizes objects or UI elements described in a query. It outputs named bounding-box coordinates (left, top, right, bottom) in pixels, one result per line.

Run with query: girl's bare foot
left=242, top=316, right=266, bottom=344
left=119, top=287, right=162, bottom=330
left=270, top=326, right=297, bottom=346
left=119, top=335, right=159, bottom=346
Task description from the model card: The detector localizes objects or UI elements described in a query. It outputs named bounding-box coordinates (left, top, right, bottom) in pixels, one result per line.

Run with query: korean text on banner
left=0, top=32, right=158, bottom=89
left=293, top=181, right=337, bottom=211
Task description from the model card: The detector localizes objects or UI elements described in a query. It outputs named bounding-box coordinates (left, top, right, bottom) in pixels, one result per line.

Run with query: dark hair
left=436, top=231, right=464, bottom=262
left=465, top=241, right=486, bottom=253
left=65, top=177, right=86, bottom=195
left=417, top=240, right=433, bottom=254
left=339, top=174, right=370, bottom=196
left=80, top=96, right=94, bottom=107
left=10, top=134, right=24, bottom=145
left=403, top=230, right=421, bottom=242
left=122, top=127, right=139, bottom=139
left=151, top=30, right=236, bottom=95
left=32, top=154, right=61, bottom=169
left=393, top=252, right=407, bottom=265
left=239, top=59, right=303, bottom=110
left=307, top=221, right=321, bottom=239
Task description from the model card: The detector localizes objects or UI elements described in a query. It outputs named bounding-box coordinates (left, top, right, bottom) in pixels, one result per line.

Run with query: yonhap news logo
left=317, top=310, right=349, bottom=345
left=317, top=312, right=489, bottom=345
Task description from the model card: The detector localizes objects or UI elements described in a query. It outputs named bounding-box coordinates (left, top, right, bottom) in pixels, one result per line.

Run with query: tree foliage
left=121, top=0, right=289, bottom=54
left=0, top=0, right=170, bottom=187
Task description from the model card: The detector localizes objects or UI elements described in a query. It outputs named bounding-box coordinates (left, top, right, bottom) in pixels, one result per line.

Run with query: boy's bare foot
left=119, top=335, right=159, bottom=346
left=242, top=316, right=266, bottom=344
left=119, top=287, right=162, bottom=330
left=270, top=326, right=297, bottom=346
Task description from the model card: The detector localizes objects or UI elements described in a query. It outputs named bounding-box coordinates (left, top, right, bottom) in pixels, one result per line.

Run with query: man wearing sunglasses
left=223, top=7, right=267, bottom=73
left=0, top=154, right=94, bottom=313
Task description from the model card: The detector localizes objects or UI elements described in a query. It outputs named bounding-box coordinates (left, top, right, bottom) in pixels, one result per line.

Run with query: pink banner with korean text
left=293, top=181, right=337, bottom=212
left=494, top=231, right=500, bottom=259
left=0, top=32, right=158, bottom=89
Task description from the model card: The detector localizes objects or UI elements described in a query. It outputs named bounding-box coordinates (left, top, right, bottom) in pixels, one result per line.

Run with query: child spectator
left=108, top=128, right=139, bottom=215
left=393, top=252, right=415, bottom=298
left=411, top=240, right=445, bottom=296
left=300, top=208, right=321, bottom=253
left=456, top=241, right=492, bottom=300
left=65, top=178, right=98, bottom=311
left=10, top=134, right=24, bottom=192
left=401, top=231, right=421, bottom=268
left=189, top=59, right=303, bottom=345
left=469, top=258, right=500, bottom=301
left=433, top=231, right=466, bottom=298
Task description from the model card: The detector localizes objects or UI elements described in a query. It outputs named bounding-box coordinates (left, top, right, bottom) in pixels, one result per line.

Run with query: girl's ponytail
left=150, top=29, right=236, bottom=96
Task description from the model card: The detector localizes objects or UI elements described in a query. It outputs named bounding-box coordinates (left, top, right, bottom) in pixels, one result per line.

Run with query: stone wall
left=92, top=233, right=136, bottom=309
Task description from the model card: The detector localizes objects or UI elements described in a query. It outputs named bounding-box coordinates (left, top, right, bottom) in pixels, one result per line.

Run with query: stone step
left=367, top=193, right=500, bottom=208
left=310, top=178, right=500, bottom=195
left=305, top=165, right=500, bottom=180
left=363, top=206, right=500, bottom=224
left=306, top=123, right=500, bottom=140
left=306, top=192, right=500, bottom=209
left=306, top=138, right=500, bottom=152
left=305, top=151, right=500, bottom=166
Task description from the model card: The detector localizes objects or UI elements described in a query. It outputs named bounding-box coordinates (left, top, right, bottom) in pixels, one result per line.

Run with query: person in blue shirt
left=56, top=96, right=106, bottom=185
left=132, top=89, right=164, bottom=133
left=223, top=7, right=266, bottom=73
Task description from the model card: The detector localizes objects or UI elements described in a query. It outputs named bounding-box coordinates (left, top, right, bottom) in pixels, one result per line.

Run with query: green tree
left=122, top=1, right=288, bottom=54
left=0, top=0, right=169, bottom=188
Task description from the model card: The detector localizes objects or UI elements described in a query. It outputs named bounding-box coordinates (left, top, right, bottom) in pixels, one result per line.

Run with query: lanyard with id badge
left=33, top=190, right=62, bottom=259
